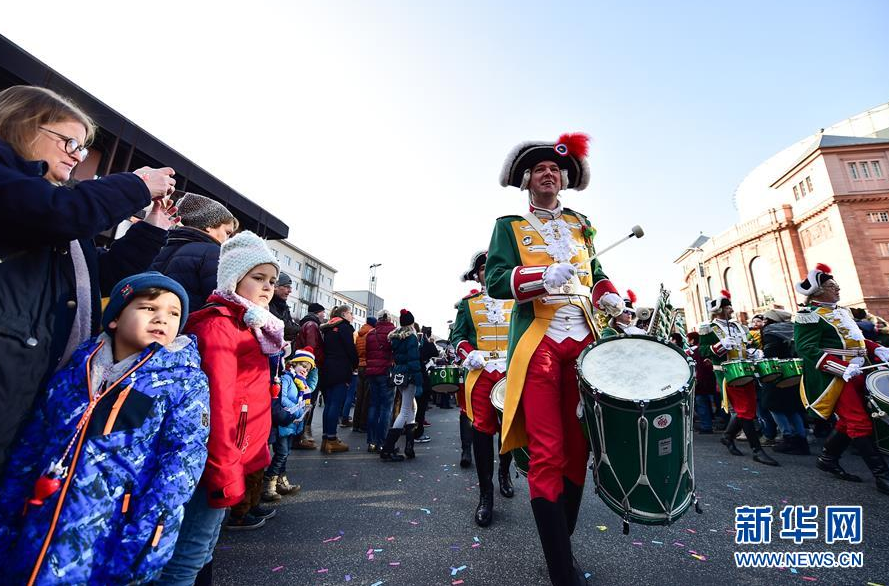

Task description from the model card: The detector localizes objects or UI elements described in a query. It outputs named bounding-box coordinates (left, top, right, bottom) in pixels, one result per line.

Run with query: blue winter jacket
left=149, top=226, right=221, bottom=312
left=278, top=369, right=318, bottom=437
left=389, top=326, right=423, bottom=389
left=0, top=334, right=210, bottom=585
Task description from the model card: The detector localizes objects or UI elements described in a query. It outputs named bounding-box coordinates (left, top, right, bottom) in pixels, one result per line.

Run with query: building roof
left=774, top=134, right=889, bottom=186
left=0, top=34, right=289, bottom=239
left=673, top=234, right=710, bottom=263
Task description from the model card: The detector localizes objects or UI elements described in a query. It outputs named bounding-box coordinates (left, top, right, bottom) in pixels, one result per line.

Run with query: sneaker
left=249, top=504, right=277, bottom=520
left=225, top=514, right=266, bottom=531
left=415, top=435, right=432, bottom=443
left=736, top=431, right=748, bottom=441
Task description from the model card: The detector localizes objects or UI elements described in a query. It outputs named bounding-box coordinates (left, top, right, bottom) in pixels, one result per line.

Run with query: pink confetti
left=632, top=541, right=643, bottom=546
left=673, top=542, right=685, bottom=547
left=389, top=562, right=401, bottom=566
left=366, top=549, right=374, bottom=555
left=323, top=536, right=342, bottom=543
left=316, top=568, right=328, bottom=574
left=472, top=543, right=481, bottom=548
left=452, top=581, right=465, bottom=585
left=271, top=566, right=284, bottom=572
left=409, top=520, right=419, bottom=525
left=802, top=578, right=817, bottom=583
left=686, top=528, right=697, bottom=534
left=386, top=536, right=395, bottom=541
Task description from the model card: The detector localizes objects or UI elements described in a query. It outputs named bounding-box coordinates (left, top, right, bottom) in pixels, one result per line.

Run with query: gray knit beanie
left=216, top=231, right=280, bottom=293
left=177, top=193, right=236, bottom=229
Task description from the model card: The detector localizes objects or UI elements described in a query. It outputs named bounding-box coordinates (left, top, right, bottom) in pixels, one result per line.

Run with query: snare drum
left=776, top=358, right=804, bottom=389
left=576, top=334, right=698, bottom=529
left=723, top=360, right=756, bottom=386
left=754, top=358, right=782, bottom=383
left=430, top=365, right=462, bottom=393
left=864, top=370, right=889, bottom=456
left=490, top=378, right=530, bottom=476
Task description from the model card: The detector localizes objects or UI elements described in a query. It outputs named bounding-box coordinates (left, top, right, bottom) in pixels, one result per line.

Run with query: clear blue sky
left=3, top=1, right=888, bottom=333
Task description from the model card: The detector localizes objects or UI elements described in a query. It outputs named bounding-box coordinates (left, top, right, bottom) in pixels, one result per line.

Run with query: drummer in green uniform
left=600, top=290, right=647, bottom=338
left=793, top=263, right=889, bottom=494
left=449, top=250, right=515, bottom=526
left=699, top=290, right=779, bottom=466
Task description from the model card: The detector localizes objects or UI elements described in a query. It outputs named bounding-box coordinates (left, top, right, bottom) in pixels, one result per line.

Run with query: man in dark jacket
left=295, top=303, right=326, bottom=449
left=319, top=306, right=359, bottom=453
left=414, top=326, right=439, bottom=443
left=761, top=310, right=809, bottom=455
left=365, top=311, right=396, bottom=452
left=268, top=272, right=300, bottom=353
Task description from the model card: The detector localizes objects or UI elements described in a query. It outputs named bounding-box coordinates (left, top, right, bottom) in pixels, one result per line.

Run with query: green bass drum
left=429, top=365, right=462, bottom=393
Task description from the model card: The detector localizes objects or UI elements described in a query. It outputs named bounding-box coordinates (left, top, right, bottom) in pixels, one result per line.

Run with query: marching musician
left=793, top=263, right=889, bottom=494
left=699, top=290, right=780, bottom=466
left=600, top=290, right=647, bottom=338
left=448, top=300, right=475, bottom=469
left=486, top=133, right=625, bottom=585
left=449, top=251, right=515, bottom=526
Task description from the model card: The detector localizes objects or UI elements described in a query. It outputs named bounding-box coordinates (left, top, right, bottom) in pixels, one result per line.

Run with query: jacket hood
left=358, top=323, right=374, bottom=337
left=321, top=316, right=346, bottom=331
left=300, top=313, right=321, bottom=326
left=164, top=226, right=220, bottom=247
left=388, top=325, right=417, bottom=340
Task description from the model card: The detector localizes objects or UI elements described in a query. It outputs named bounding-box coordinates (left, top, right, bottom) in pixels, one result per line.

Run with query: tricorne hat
left=795, top=263, right=834, bottom=297
left=707, top=290, right=732, bottom=314
left=500, top=132, right=591, bottom=191
left=461, top=250, right=487, bottom=282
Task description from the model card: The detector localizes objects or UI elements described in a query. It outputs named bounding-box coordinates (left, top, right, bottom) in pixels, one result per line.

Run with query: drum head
left=491, top=378, right=507, bottom=411
left=580, top=335, right=692, bottom=401
left=865, top=370, right=889, bottom=401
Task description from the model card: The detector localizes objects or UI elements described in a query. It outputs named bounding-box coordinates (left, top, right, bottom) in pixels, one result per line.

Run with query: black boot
left=194, top=560, right=213, bottom=586
left=403, top=423, right=416, bottom=459
left=380, top=428, right=405, bottom=462
left=498, top=448, right=515, bottom=499
left=721, top=415, right=745, bottom=456
left=743, top=419, right=779, bottom=466
left=816, top=430, right=862, bottom=482
left=530, top=496, right=584, bottom=586
left=563, top=477, right=584, bottom=535
left=851, top=436, right=889, bottom=494
left=792, top=435, right=811, bottom=456
left=459, top=412, right=473, bottom=468
left=473, top=429, right=495, bottom=526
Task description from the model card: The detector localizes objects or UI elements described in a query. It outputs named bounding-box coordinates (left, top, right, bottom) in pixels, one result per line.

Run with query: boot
left=790, top=435, right=811, bottom=456
left=816, top=430, right=862, bottom=482
left=498, top=449, right=515, bottom=499
left=276, top=474, right=301, bottom=495
left=743, top=419, right=779, bottom=466
left=720, top=415, right=744, bottom=456
left=473, top=429, right=495, bottom=526
left=459, top=412, right=473, bottom=468
left=194, top=560, right=212, bottom=586
left=404, top=423, right=417, bottom=459
left=563, top=477, right=584, bottom=535
left=380, top=428, right=405, bottom=462
left=530, top=496, right=584, bottom=586
left=321, top=437, right=349, bottom=454
left=851, top=436, right=889, bottom=494
left=261, top=476, right=282, bottom=502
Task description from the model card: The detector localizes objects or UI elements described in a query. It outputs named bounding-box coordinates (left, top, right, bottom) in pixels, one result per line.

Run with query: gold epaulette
left=699, top=322, right=712, bottom=335
left=793, top=310, right=820, bottom=325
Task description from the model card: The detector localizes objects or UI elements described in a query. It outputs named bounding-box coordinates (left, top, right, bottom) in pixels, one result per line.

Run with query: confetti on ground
left=472, top=542, right=481, bottom=548
left=866, top=582, right=884, bottom=586
left=790, top=569, right=798, bottom=574
left=409, top=520, right=419, bottom=525
left=323, top=536, right=342, bottom=543
left=801, top=578, right=817, bottom=582
left=689, top=550, right=698, bottom=555
left=691, top=554, right=706, bottom=561
left=450, top=545, right=460, bottom=551
left=473, top=537, right=480, bottom=543
left=389, top=562, right=401, bottom=566
left=673, top=542, right=685, bottom=547
left=709, top=529, right=717, bottom=533
left=686, top=528, right=697, bottom=534
left=433, top=497, right=439, bottom=501
left=726, top=484, right=741, bottom=491
left=585, top=573, right=592, bottom=579
left=451, top=565, right=467, bottom=576
left=596, top=525, right=608, bottom=531
left=387, top=536, right=395, bottom=541
left=316, top=568, right=328, bottom=574
left=271, top=566, right=284, bottom=572
left=370, top=581, right=384, bottom=586
left=632, top=541, right=643, bottom=546
left=452, top=581, right=465, bottom=585
left=421, top=508, right=432, bottom=514
left=345, top=576, right=352, bottom=582
left=651, top=540, right=663, bottom=545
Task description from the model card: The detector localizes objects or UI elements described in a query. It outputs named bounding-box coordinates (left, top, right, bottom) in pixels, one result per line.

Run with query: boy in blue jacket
left=0, top=272, right=210, bottom=585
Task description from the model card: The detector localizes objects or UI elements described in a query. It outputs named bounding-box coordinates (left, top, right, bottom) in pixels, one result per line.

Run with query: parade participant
left=793, top=264, right=889, bottom=494
left=486, top=133, right=626, bottom=585
left=450, top=251, right=515, bottom=527
left=380, top=310, right=423, bottom=461
left=699, top=291, right=779, bottom=466
left=0, top=85, right=179, bottom=472
left=599, top=290, right=647, bottom=337
left=158, top=231, right=284, bottom=585
left=0, top=272, right=208, bottom=585
left=449, top=298, right=476, bottom=467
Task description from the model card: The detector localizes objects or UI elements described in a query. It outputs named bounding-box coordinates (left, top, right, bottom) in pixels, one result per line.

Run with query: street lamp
left=368, top=263, right=382, bottom=316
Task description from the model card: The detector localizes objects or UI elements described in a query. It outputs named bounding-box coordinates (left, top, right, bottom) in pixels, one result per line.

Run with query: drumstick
left=858, top=363, right=889, bottom=372
left=574, top=225, right=644, bottom=267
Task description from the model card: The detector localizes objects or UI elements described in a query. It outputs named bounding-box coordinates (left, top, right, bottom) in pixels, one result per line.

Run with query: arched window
left=706, top=276, right=713, bottom=299
left=750, top=256, right=775, bottom=307
left=722, top=267, right=733, bottom=296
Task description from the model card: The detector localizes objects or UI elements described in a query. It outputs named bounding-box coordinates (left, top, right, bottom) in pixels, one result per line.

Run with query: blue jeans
left=155, top=486, right=226, bottom=586
left=770, top=410, right=807, bottom=438
left=266, top=431, right=290, bottom=477
left=322, top=381, right=349, bottom=438
left=694, top=394, right=715, bottom=432
left=366, top=374, right=395, bottom=446
left=341, top=373, right=359, bottom=420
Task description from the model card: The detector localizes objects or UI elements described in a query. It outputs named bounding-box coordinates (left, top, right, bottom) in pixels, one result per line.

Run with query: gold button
left=67, top=300, right=76, bottom=309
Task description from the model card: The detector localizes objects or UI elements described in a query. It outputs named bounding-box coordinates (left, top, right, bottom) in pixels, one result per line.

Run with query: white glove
left=843, top=362, right=863, bottom=382
left=876, top=346, right=889, bottom=363
left=464, top=350, right=486, bottom=371
left=543, top=263, right=576, bottom=290
left=720, top=337, right=737, bottom=350
left=598, top=292, right=625, bottom=317
left=850, top=356, right=865, bottom=367
left=747, top=348, right=763, bottom=360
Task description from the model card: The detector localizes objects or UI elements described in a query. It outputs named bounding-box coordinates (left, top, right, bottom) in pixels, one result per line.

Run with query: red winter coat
left=365, top=320, right=396, bottom=376
left=185, top=294, right=272, bottom=508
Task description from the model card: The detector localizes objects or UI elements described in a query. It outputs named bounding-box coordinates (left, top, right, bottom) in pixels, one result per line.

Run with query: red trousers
left=471, top=369, right=505, bottom=436
left=835, top=375, right=874, bottom=439
left=726, top=381, right=757, bottom=419
left=456, top=382, right=467, bottom=414
left=521, top=334, right=593, bottom=502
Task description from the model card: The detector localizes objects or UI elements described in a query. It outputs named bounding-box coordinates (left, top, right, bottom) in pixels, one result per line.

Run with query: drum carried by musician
left=793, top=263, right=889, bottom=495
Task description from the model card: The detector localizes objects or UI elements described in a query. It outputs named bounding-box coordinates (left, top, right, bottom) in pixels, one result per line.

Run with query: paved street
left=216, top=405, right=888, bottom=586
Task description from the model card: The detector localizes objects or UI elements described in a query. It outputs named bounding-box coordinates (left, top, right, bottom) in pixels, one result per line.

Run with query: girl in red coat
left=158, top=231, right=284, bottom=586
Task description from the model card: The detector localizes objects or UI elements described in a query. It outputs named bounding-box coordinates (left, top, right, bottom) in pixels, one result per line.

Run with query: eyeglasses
left=39, top=127, right=89, bottom=160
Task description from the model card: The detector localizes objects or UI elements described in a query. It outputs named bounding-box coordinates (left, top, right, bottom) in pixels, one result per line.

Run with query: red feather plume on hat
left=720, top=289, right=731, bottom=299
left=470, top=289, right=479, bottom=295
left=557, top=133, right=589, bottom=158
left=626, top=290, right=637, bottom=304
left=816, top=263, right=832, bottom=273
left=302, top=346, right=313, bottom=353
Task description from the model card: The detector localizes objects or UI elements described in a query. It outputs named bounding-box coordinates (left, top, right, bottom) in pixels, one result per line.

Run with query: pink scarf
left=212, top=290, right=285, bottom=355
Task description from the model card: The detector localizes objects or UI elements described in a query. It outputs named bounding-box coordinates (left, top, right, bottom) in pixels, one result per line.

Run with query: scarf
left=212, top=289, right=285, bottom=355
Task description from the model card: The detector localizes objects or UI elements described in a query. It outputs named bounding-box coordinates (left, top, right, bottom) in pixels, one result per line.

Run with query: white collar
left=530, top=200, right=563, bottom=220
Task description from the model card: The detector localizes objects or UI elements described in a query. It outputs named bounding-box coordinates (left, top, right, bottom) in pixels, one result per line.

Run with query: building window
left=849, top=162, right=859, bottom=179
left=879, top=242, right=889, bottom=257
left=868, top=211, right=889, bottom=223
left=861, top=161, right=870, bottom=179
left=806, top=176, right=814, bottom=193
left=792, top=185, right=800, bottom=200
left=750, top=256, right=774, bottom=307
left=874, top=161, right=884, bottom=178
left=798, top=181, right=806, bottom=197
left=294, top=261, right=301, bottom=271
left=284, top=254, right=292, bottom=266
